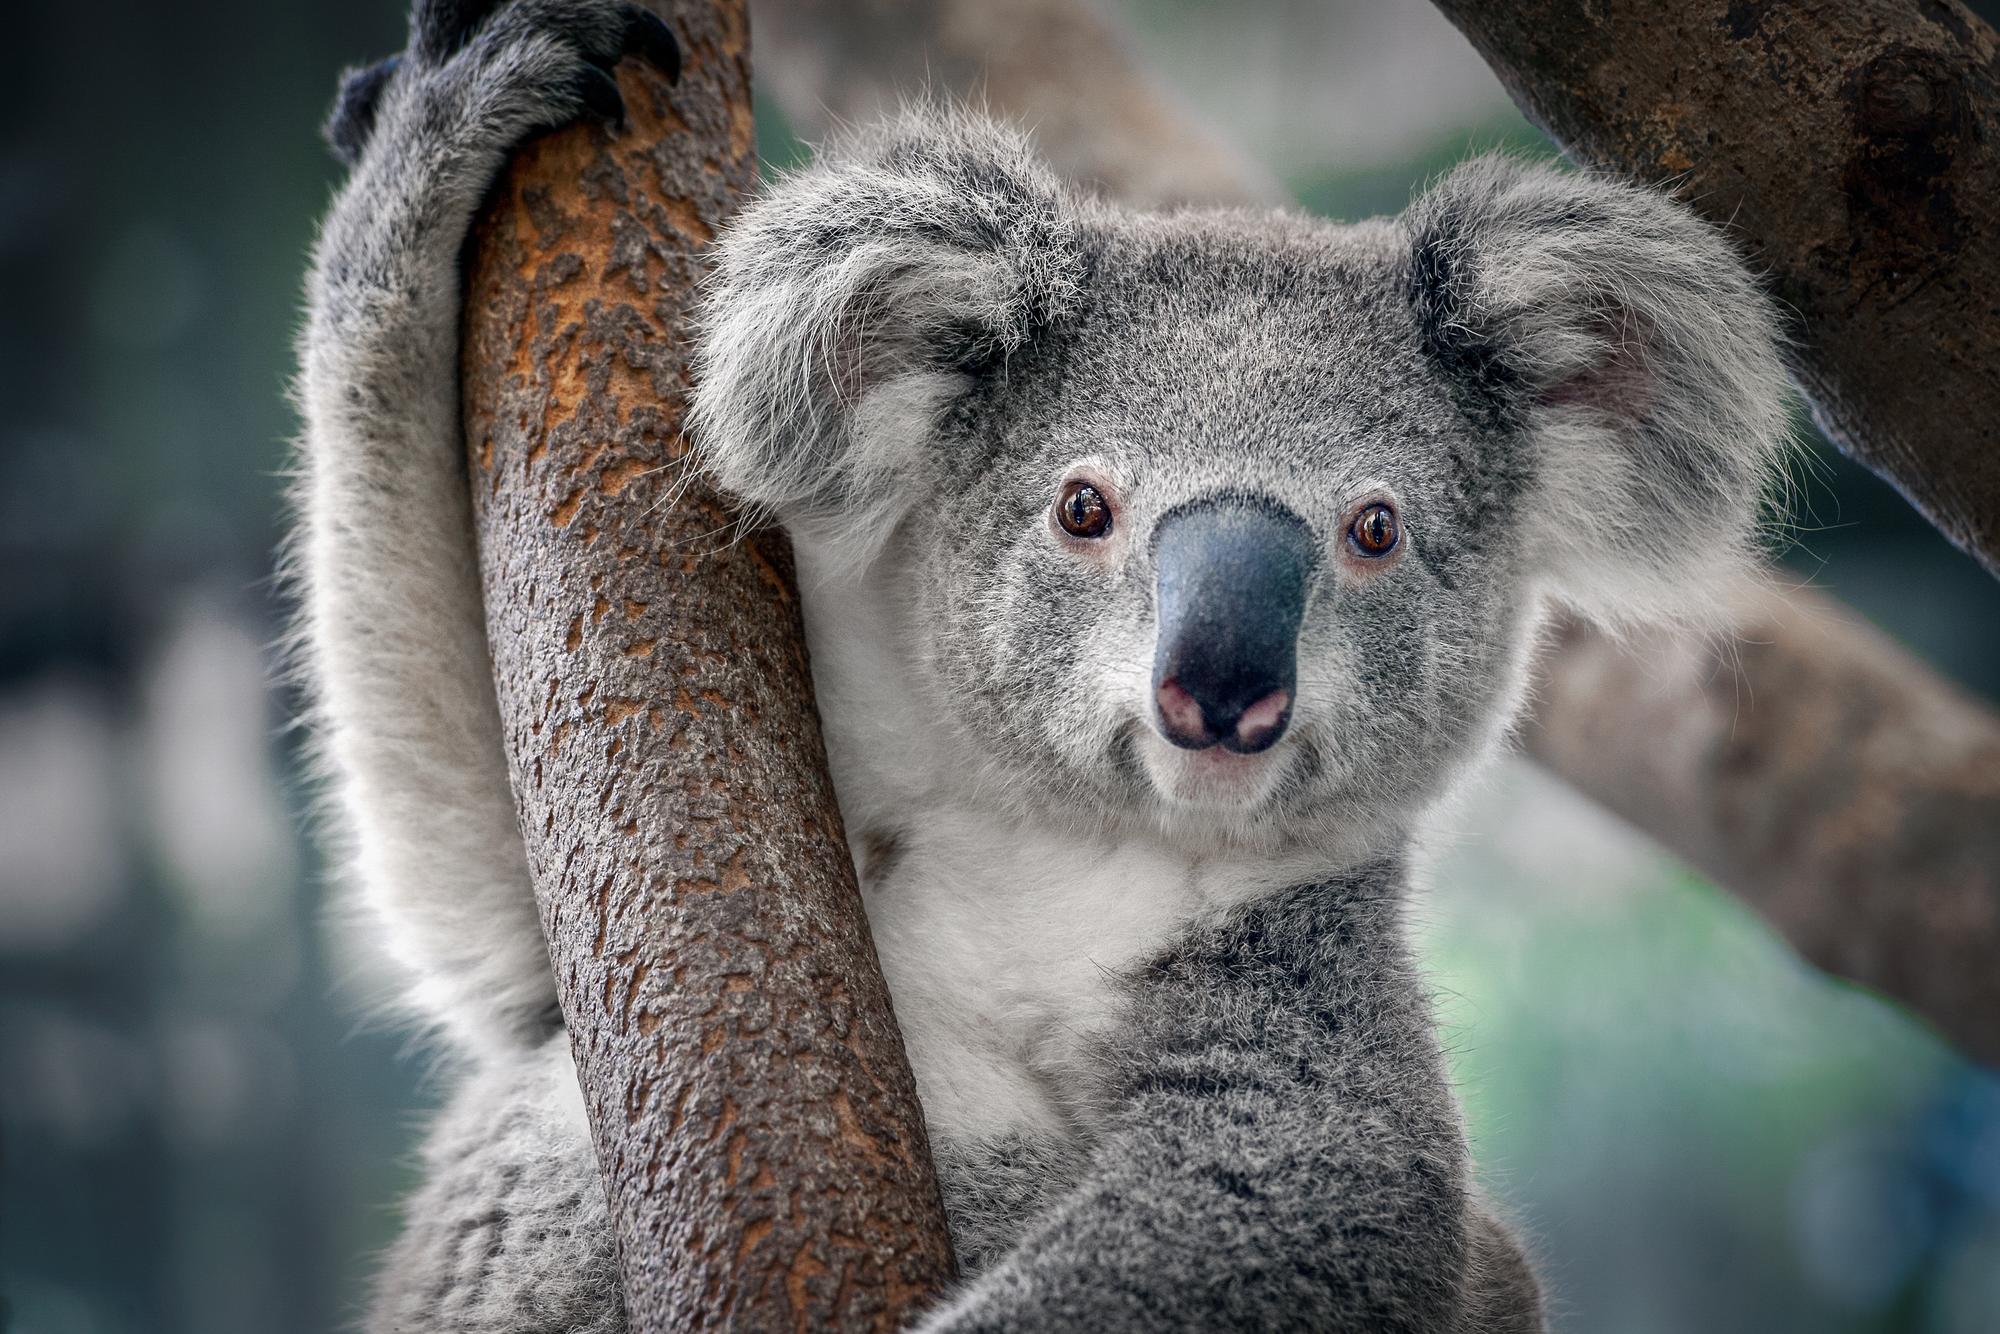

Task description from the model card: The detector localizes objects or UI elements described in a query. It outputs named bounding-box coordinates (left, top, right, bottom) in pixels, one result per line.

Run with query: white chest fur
left=794, top=544, right=1309, bottom=1145
left=861, top=809, right=1313, bottom=1142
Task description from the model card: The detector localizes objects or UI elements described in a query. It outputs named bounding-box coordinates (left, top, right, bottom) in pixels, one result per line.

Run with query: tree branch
left=756, top=0, right=2000, bottom=1064
left=459, top=2, right=955, bottom=1327
left=1524, top=586, right=2000, bottom=1064
left=1428, top=0, right=2000, bottom=581
left=757, top=0, right=1284, bottom=209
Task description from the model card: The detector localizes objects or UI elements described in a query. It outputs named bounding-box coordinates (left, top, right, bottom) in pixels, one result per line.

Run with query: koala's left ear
left=1405, top=158, right=1792, bottom=625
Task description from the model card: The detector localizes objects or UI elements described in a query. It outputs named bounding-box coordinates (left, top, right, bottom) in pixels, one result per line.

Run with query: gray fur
left=368, top=1035, right=624, bottom=1333
left=932, top=1133, right=1086, bottom=1278
left=294, top=0, right=650, bottom=1063
left=912, top=867, right=1538, bottom=1333
left=296, top=4, right=1790, bottom=1330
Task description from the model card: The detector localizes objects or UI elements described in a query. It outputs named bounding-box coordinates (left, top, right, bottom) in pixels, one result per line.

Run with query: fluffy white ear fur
left=1406, top=158, right=1793, bottom=629
left=690, top=108, right=1084, bottom=569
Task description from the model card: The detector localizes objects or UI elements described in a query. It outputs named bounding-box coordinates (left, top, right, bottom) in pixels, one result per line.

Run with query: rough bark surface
left=755, top=0, right=2000, bottom=1064
left=458, top=2, right=956, bottom=1328
left=1430, top=0, right=2000, bottom=580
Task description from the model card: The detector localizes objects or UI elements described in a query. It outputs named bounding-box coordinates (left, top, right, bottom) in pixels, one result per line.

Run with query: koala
left=296, top=2, right=1791, bottom=1331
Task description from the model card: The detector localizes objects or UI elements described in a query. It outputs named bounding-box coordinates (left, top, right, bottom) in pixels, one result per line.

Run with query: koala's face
left=694, top=112, right=1788, bottom=853
left=908, top=212, right=1530, bottom=847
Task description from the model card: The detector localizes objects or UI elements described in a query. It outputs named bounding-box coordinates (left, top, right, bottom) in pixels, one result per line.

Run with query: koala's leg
left=368, top=1035, right=626, bottom=1334
left=295, top=0, right=676, bottom=1054
left=915, top=865, right=1547, bottom=1334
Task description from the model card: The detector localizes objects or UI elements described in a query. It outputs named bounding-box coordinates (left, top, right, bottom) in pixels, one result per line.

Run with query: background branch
left=1525, top=586, right=2000, bottom=1063
left=758, top=0, right=1283, bottom=208
left=757, top=0, right=2000, bottom=1064
left=1429, top=0, right=2000, bottom=581
left=459, top=1, right=955, bottom=1326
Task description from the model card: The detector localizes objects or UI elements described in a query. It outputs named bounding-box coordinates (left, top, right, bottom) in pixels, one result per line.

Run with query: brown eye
left=1350, top=502, right=1399, bottom=557
left=1057, top=480, right=1112, bottom=539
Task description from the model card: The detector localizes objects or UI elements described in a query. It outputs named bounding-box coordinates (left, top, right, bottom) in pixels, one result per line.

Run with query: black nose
left=1151, top=498, right=1314, bottom=754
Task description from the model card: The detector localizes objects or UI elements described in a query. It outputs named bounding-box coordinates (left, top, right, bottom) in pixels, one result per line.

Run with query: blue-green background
left=3, top=3, right=1997, bottom=1331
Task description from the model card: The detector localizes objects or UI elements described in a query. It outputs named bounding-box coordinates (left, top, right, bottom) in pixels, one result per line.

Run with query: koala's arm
left=294, top=0, right=676, bottom=1056
left=918, top=866, right=1543, bottom=1334
left=299, top=6, right=673, bottom=1331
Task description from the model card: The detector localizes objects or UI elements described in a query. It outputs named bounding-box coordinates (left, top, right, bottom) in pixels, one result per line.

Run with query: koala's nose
left=1151, top=498, right=1314, bottom=754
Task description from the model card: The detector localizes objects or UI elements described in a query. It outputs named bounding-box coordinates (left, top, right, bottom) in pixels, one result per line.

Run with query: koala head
left=693, top=111, right=1789, bottom=854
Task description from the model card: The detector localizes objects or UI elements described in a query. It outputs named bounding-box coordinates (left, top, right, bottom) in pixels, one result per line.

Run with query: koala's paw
left=325, top=0, right=680, bottom=169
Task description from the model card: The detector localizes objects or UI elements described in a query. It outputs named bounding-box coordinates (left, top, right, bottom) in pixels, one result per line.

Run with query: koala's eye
left=1350, top=502, right=1399, bottom=557
left=1057, top=480, right=1113, bottom=539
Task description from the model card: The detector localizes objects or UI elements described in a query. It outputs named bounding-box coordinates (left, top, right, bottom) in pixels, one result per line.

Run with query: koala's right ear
left=692, top=110, right=1085, bottom=559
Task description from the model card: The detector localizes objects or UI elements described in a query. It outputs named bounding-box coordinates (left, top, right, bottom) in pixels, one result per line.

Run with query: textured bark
left=756, top=0, right=2000, bottom=1063
left=1428, top=0, right=2000, bottom=579
left=458, top=2, right=956, bottom=1328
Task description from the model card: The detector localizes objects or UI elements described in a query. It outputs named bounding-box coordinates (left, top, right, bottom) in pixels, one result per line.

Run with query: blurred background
left=3, top=1, right=1998, bottom=1331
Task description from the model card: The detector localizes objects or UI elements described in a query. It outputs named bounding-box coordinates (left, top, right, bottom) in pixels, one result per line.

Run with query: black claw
left=576, top=64, right=626, bottom=123
left=624, top=7, right=682, bottom=84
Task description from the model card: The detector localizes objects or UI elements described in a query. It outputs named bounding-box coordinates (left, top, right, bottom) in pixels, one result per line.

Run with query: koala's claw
left=574, top=64, right=626, bottom=124
left=412, top=0, right=679, bottom=76
left=622, top=7, right=681, bottom=85
left=326, top=2, right=682, bottom=167
left=573, top=8, right=683, bottom=125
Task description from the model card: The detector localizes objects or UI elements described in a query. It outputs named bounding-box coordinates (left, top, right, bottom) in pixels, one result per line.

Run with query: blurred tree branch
left=1430, top=0, right=2000, bottom=582
left=756, top=0, right=2000, bottom=1065
left=1527, top=586, right=2000, bottom=1062
left=758, top=0, right=1284, bottom=208
left=460, top=1, right=955, bottom=1327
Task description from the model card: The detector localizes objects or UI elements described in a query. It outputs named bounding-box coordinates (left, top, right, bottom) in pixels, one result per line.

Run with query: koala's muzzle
left=1151, top=499, right=1314, bottom=754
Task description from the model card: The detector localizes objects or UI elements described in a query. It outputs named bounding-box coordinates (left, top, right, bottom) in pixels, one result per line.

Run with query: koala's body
left=296, top=4, right=1790, bottom=1331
